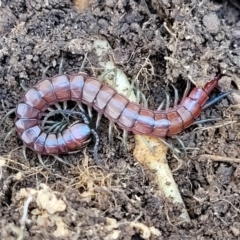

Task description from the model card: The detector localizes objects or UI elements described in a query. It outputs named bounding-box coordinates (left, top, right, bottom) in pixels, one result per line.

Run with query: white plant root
left=93, top=39, right=190, bottom=222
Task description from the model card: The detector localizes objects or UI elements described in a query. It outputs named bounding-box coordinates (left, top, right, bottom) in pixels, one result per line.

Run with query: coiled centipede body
left=15, top=72, right=224, bottom=155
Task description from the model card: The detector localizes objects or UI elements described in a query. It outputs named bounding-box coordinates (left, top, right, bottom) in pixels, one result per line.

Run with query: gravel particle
left=202, top=13, right=220, bottom=35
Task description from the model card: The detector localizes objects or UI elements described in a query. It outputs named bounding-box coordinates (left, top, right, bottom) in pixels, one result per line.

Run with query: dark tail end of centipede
left=202, top=69, right=232, bottom=110
left=203, top=70, right=224, bottom=95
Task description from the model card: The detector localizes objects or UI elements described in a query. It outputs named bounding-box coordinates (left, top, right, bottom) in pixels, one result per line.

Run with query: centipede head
left=68, top=122, right=92, bottom=148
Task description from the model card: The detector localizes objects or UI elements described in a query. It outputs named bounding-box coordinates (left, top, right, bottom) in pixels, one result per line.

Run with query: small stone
left=202, top=13, right=220, bottom=35
left=33, top=55, right=39, bottom=62
left=26, top=54, right=33, bottom=60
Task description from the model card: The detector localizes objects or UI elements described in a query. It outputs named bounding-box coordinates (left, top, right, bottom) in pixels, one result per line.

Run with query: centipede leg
left=37, top=154, right=48, bottom=168
left=126, top=76, right=136, bottom=98
left=79, top=52, right=88, bottom=72
left=20, top=81, right=28, bottom=91
left=180, top=79, right=191, bottom=104
left=42, top=110, right=68, bottom=127
left=173, top=136, right=187, bottom=157
left=3, top=128, right=16, bottom=145
left=23, top=145, right=28, bottom=162
left=42, top=110, right=90, bottom=135
left=108, top=121, right=114, bottom=144
left=136, top=88, right=140, bottom=104
left=96, top=113, right=102, bottom=129
left=91, top=129, right=100, bottom=165
left=171, top=84, right=179, bottom=107
left=162, top=89, right=170, bottom=110
left=140, top=136, right=155, bottom=154
left=192, top=118, right=221, bottom=125
left=47, top=107, right=55, bottom=112
left=158, top=137, right=181, bottom=156
left=202, top=91, right=231, bottom=110
left=0, top=108, right=15, bottom=126
left=59, top=54, right=64, bottom=75
left=122, top=130, right=128, bottom=152
left=42, top=120, right=56, bottom=124
left=42, top=66, right=50, bottom=79
left=58, top=122, right=69, bottom=132
left=44, top=122, right=68, bottom=133
left=139, top=91, right=148, bottom=108
left=157, top=99, right=165, bottom=111
left=87, top=106, right=93, bottom=119
left=77, top=102, right=85, bottom=112
left=62, top=101, right=67, bottom=110
left=55, top=103, right=62, bottom=110
left=52, top=155, right=72, bottom=167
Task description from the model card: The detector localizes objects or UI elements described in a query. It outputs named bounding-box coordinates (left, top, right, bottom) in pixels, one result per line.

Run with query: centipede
left=14, top=71, right=226, bottom=156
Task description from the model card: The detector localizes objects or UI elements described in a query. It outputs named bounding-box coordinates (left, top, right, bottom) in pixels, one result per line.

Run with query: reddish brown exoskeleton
left=15, top=72, right=224, bottom=155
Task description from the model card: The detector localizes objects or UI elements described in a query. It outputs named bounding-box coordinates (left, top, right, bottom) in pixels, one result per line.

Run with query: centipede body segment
left=14, top=72, right=223, bottom=155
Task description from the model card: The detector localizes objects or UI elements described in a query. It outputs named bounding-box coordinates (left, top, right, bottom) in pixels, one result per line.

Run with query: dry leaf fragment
left=36, top=184, right=66, bottom=214
left=52, top=216, right=69, bottom=238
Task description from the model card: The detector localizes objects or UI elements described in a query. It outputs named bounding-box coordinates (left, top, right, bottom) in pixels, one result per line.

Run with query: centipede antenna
left=157, top=99, right=165, bottom=111
left=42, top=65, right=51, bottom=79
left=90, top=129, right=100, bottom=165
left=87, top=106, right=93, bottom=119
left=108, top=121, right=114, bottom=144
left=0, top=108, right=15, bottom=126
left=192, top=118, right=222, bottom=126
left=96, top=113, right=102, bottom=129
left=71, top=110, right=90, bottom=125
left=181, top=79, right=191, bottom=103
left=3, top=128, right=16, bottom=145
left=174, top=136, right=187, bottom=157
left=79, top=52, right=88, bottom=72
left=52, top=155, right=72, bottom=167
left=122, top=130, right=128, bottom=152
left=162, top=89, right=170, bottom=110
left=69, top=110, right=89, bottom=124
left=59, top=54, right=64, bottom=74
left=171, top=84, right=179, bottom=107
left=202, top=91, right=231, bottom=110
left=70, top=110, right=89, bottom=124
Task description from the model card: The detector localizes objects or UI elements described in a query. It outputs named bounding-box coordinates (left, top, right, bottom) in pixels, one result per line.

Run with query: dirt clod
left=202, top=12, right=220, bottom=35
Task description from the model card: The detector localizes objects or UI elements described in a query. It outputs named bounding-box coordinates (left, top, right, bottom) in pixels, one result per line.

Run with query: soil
left=0, top=0, right=240, bottom=239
